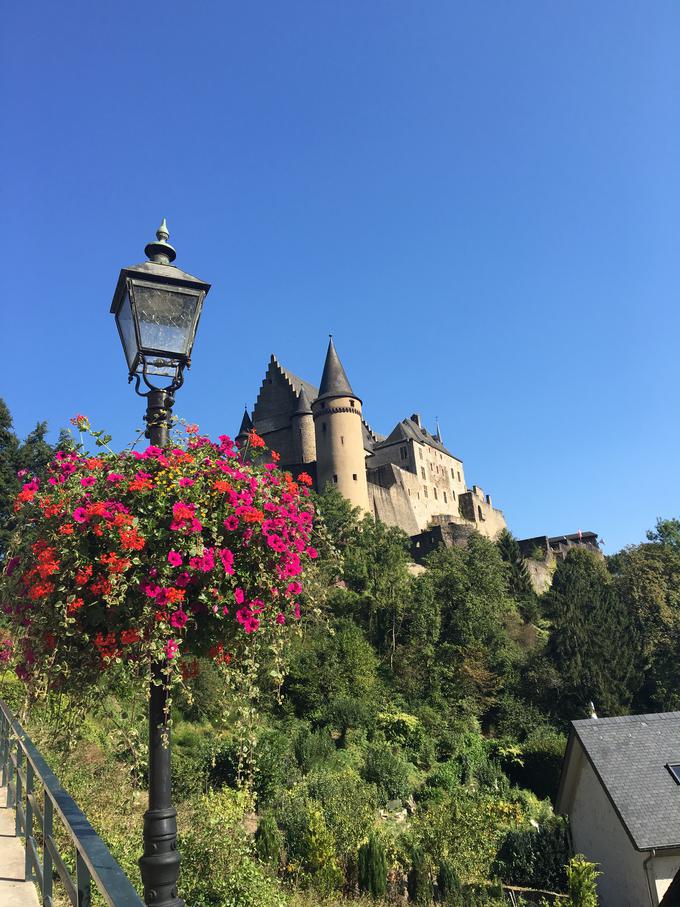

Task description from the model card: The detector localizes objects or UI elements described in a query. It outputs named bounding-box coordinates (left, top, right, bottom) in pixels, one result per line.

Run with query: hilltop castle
left=237, top=338, right=507, bottom=541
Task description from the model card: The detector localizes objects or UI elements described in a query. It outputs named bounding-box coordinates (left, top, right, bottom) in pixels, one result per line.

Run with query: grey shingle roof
left=572, top=713, right=680, bottom=850
left=317, top=337, right=356, bottom=401
left=375, top=418, right=459, bottom=460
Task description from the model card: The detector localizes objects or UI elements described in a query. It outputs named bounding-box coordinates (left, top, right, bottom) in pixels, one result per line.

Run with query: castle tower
left=291, top=387, right=316, bottom=464
left=312, top=337, right=369, bottom=512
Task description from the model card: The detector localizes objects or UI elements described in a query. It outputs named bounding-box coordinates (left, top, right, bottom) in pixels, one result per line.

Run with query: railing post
left=0, top=712, right=7, bottom=787
left=15, top=740, right=22, bottom=836
left=43, top=794, right=53, bottom=907
left=76, top=850, right=92, bottom=907
left=6, top=727, right=15, bottom=807
left=25, top=760, right=34, bottom=881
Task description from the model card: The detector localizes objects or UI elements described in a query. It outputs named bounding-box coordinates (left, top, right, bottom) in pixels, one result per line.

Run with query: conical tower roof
left=316, top=336, right=358, bottom=402
left=236, top=407, right=252, bottom=440
left=292, top=386, right=312, bottom=416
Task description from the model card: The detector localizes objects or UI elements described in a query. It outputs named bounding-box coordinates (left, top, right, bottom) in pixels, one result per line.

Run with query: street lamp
left=110, top=222, right=211, bottom=907
left=111, top=219, right=211, bottom=446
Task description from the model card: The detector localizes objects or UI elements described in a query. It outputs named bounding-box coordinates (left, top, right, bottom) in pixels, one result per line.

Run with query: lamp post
left=110, top=222, right=211, bottom=907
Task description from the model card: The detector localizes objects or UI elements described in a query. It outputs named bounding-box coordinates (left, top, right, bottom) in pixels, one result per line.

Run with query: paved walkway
left=0, top=784, right=39, bottom=907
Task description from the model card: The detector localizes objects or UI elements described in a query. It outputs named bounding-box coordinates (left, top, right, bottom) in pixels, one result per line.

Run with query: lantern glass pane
left=133, top=285, right=200, bottom=357
left=116, top=290, right=138, bottom=370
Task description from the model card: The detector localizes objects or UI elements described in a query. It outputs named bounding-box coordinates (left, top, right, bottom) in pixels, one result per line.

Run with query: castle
left=237, top=337, right=507, bottom=541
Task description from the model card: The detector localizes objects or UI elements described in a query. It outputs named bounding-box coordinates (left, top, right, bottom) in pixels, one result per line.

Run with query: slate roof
left=276, top=361, right=319, bottom=404
left=317, top=337, right=357, bottom=401
left=375, top=417, right=459, bottom=460
left=568, top=713, right=680, bottom=850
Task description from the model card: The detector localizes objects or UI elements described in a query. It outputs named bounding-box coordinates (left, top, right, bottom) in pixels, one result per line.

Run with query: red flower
left=297, top=472, right=313, bottom=486
left=75, top=565, right=93, bottom=585
left=247, top=430, right=265, bottom=449
left=67, top=597, right=84, bottom=615
left=120, top=629, right=141, bottom=645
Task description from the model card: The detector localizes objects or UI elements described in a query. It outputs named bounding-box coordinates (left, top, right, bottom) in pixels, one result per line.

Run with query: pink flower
left=234, top=588, right=245, bottom=605
left=306, top=547, right=318, bottom=559
left=175, top=572, right=191, bottom=588
left=287, top=581, right=303, bottom=595
left=179, top=477, right=194, bottom=487
left=218, top=548, right=235, bottom=575
left=165, top=639, right=179, bottom=659
left=107, top=473, right=124, bottom=483
left=170, top=610, right=188, bottom=629
left=276, top=613, right=286, bottom=625
left=73, top=507, right=88, bottom=523
left=294, top=603, right=301, bottom=620
left=223, top=515, right=239, bottom=531
left=168, top=551, right=183, bottom=567
left=142, top=582, right=161, bottom=598
left=80, top=476, right=96, bottom=488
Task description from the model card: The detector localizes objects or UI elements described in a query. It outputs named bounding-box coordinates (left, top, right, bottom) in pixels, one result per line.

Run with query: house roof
left=375, top=417, right=458, bottom=460
left=560, top=713, right=680, bottom=851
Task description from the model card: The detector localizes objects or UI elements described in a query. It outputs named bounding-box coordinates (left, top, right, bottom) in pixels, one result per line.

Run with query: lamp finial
left=145, top=219, right=176, bottom=265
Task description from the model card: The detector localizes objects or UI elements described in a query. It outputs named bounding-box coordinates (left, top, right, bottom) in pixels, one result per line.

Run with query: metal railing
left=0, top=697, right=143, bottom=907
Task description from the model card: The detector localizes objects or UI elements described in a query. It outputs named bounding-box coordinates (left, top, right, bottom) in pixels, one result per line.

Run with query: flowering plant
left=0, top=417, right=316, bottom=700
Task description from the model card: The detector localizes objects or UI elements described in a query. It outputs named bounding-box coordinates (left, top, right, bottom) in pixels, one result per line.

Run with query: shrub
left=565, top=855, right=600, bottom=907
left=492, top=818, right=570, bottom=892
left=408, top=845, right=433, bottom=905
left=179, top=787, right=286, bottom=907
left=274, top=789, right=343, bottom=893
left=295, top=727, right=336, bottom=774
left=256, top=814, right=283, bottom=866
left=502, top=729, right=566, bottom=803
left=437, top=858, right=463, bottom=904
left=362, top=738, right=411, bottom=802
left=358, top=831, right=388, bottom=899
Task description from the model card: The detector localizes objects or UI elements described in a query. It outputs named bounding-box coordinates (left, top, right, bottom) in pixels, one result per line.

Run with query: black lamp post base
left=139, top=806, right=184, bottom=907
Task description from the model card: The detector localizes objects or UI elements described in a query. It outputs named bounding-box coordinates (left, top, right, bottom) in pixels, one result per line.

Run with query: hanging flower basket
left=0, top=417, right=316, bottom=698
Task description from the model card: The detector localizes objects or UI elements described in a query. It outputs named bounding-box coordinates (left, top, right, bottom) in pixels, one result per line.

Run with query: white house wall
left=569, top=749, right=652, bottom=906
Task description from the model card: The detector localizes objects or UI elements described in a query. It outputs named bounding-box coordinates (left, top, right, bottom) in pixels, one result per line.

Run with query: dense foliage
left=1, top=399, right=678, bottom=906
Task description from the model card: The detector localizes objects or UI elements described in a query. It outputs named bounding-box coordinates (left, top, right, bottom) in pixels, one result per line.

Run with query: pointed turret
left=293, top=386, right=312, bottom=415
left=317, top=336, right=358, bottom=402
left=236, top=407, right=252, bottom=447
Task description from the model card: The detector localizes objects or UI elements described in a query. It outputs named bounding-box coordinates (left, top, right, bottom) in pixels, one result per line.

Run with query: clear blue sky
left=2, top=2, right=678, bottom=553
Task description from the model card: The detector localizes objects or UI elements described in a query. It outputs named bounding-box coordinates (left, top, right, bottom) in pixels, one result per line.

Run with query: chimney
left=411, top=413, right=421, bottom=427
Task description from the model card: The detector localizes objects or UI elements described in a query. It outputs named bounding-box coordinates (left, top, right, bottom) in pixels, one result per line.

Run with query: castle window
left=452, top=490, right=456, bottom=500
left=353, top=474, right=357, bottom=481
left=443, top=492, right=447, bottom=503
left=408, top=488, right=411, bottom=496
left=419, top=448, right=423, bottom=459
left=433, top=488, right=438, bottom=500
left=450, top=468, right=455, bottom=479
left=341, top=436, right=344, bottom=445
left=458, top=471, right=461, bottom=482
left=349, top=399, right=355, bottom=407
left=424, top=487, right=428, bottom=498
left=333, top=475, right=338, bottom=484
left=421, top=468, right=425, bottom=480
left=478, top=505, right=484, bottom=520
left=400, top=446, right=407, bottom=460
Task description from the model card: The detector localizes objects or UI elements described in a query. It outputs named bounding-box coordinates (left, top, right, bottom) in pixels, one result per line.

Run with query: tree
left=398, top=534, right=514, bottom=716
left=16, top=421, right=54, bottom=477
left=610, top=518, right=680, bottom=711
left=497, top=529, right=537, bottom=618
left=546, top=549, right=640, bottom=721
left=0, top=398, right=20, bottom=558
left=565, top=855, right=600, bottom=907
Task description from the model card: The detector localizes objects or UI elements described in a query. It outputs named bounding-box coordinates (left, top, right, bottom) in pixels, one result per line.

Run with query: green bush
left=492, top=818, right=570, bottom=892
left=295, top=727, right=336, bottom=774
left=362, top=738, right=411, bottom=802
left=502, top=729, right=566, bottom=803
left=408, top=845, right=433, bottom=904
left=306, top=766, right=377, bottom=870
left=565, top=855, right=600, bottom=906
left=274, top=789, right=343, bottom=894
left=437, top=858, right=462, bottom=904
left=256, top=814, right=283, bottom=866
left=358, top=831, right=388, bottom=898
left=178, top=788, right=285, bottom=907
